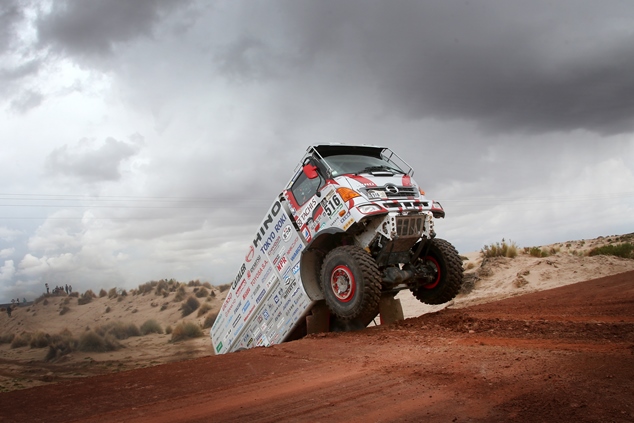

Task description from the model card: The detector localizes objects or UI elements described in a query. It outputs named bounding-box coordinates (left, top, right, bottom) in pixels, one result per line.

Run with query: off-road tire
left=411, top=238, right=464, bottom=305
left=320, top=245, right=382, bottom=320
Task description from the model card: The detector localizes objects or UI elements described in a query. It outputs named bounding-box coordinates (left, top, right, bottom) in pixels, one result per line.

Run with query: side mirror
left=302, top=164, right=319, bottom=180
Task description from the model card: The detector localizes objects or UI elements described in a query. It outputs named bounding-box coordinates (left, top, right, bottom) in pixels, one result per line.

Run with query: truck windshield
left=321, top=154, right=406, bottom=177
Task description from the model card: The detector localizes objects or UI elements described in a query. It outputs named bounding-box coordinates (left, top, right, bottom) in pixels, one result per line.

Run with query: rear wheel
left=411, top=238, right=463, bottom=305
left=320, top=245, right=381, bottom=320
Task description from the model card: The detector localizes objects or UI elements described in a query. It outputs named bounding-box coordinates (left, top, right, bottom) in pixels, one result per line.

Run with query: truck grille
left=366, top=186, right=417, bottom=199
left=395, top=216, right=425, bottom=237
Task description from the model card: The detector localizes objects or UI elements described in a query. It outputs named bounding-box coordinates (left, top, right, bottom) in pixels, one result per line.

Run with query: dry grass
left=203, top=312, right=218, bottom=329
left=96, top=321, right=141, bottom=340
left=180, top=296, right=200, bottom=317
left=140, top=319, right=163, bottom=335
left=197, top=302, right=212, bottom=317
left=481, top=239, right=518, bottom=258
left=170, top=321, right=203, bottom=342
left=78, top=330, right=121, bottom=352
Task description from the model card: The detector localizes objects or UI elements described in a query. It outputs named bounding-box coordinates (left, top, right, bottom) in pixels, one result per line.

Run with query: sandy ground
left=0, top=234, right=633, bottom=421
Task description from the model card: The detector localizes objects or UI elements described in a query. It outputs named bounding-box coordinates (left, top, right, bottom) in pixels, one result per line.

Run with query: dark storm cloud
left=45, top=136, right=142, bottom=183
left=0, top=0, right=23, bottom=53
left=37, top=0, right=192, bottom=57
left=264, top=0, right=634, bottom=135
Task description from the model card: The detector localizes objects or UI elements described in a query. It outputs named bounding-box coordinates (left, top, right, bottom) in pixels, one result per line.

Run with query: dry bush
left=203, top=312, right=218, bottom=329
left=180, top=296, right=200, bottom=317
left=140, top=319, right=163, bottom=335
left=78, top=290, right=96, bottom=305
left=96, top=321, right=141, bottom=340
left=173, top=286, right=187, bottom=302
left=0, top=333, right=16, bottom=344
left=108, top=287, right=118, bottom=298
left=217, top=283, right=230, bottom=293
left=62, top=297, right=71, bottom=305
left=202, top=282, right=212, bottom=289
left=481, top=239, right=518, bottom=259
left=43, top=298, right=49, bottom=305
left=160, top=303, right=168, bottom=311
left=197, top=303, right=212, bottom=317
left=195, top=287, right=209, bottom=298
left=69, top=291, right=79, bottom=298
left=155, top=279, right=169, bottom=296
left=99, top=289, right=107, bottom=298
left=78, top=331, right=121, bottom=352
left=29, top=332, right=50, bottom=348
left=187, top=280, right=201, bottom=287
left=589, top=243, right=634, bottom=259
left=528, top=246, right=548, bottom=257
left=45, top=330, right=78, bottom=362
left=170, top=321, right=203, bottom=342
left=165, top=325, right=173, bottom=334
left=59, top=306, right=70, bottom=315
left=105, top=306, right=111, bottom=313
left=137, top=281, right=156, bottom=295
left=10, top=333, right=32, bottom=349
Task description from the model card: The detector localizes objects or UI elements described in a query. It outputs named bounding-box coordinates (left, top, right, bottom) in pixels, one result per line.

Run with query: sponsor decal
left=292, top=286, right=300, bottom=298
left=247, top=338, right=253, bottom=347
left=274, top=214, right=287, bottom=233
left=244, top=304, right=255, bottom=322
left=268, top=235, right=283, bottom=255
left=256, top=287, right=266, bottom=304
left=339, top=211, right=351, bottom=223
left=320, top=192, right=343, bottom=218
left=257, top=315, right=263, bottom=324
left=283, top=299, right=291, bottom=310
left=242, top=287, right=251, bottom=300
left=215, top=342, right=223, bottom=353
left=292, top=263, right=300, bottom=274
left=342, top=218, right=354, bottom=231
left=274, top=295, right=280, bottom=304
left=236, top=279, right=247, bottom=296
left=266, top=275, right=278, bottom=290
left=259, top=232, right=276, bottom=254
left=253, top=201, right=282, bottom=249
left=232, top=314, right=242, bottom=328
left=282, top=225, right=292, bottom=241
left=262, top=309, right=270, bottom=320
left=247, top=255, right=261, bottom=279
left=276, top=256, right=288, bottom=272
left=282, top=279, right=297, bottom=299
left=296, top=197, right=319, bottom=226
left=301, top=226, right=312, bottom=243
left=242, top=300, right=251, bottom=313
left=290, top=244, right=303, bottom=262
left=249, top=260, right=268, bottom=286
left=232, top=263, right=247, bottom=290
left=222, top=293, right=233, bottom=311
left=245, top=245, right=255, bottom=262
left=284, top=238, right=299, bottom=257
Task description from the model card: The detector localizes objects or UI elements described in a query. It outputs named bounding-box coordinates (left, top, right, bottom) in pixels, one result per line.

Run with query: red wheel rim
left=423, top=256, right=441, bottom=289
left=330, top=265, right=356, bottom=302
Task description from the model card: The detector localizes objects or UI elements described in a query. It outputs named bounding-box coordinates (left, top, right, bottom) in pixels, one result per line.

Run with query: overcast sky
left=1, top=0, right=633, bottom=302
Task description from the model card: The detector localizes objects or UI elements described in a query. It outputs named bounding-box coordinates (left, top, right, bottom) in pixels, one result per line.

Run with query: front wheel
left=410, top=238, right=464, bottom=305
left=320, top=245, right=381, bottom=320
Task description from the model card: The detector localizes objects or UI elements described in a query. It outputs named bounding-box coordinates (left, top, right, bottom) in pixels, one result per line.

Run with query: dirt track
left=2, top=270, right=633, bottom=422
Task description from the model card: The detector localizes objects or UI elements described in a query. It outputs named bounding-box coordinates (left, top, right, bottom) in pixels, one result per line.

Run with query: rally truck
left=211, top=144, right=463, bottom=354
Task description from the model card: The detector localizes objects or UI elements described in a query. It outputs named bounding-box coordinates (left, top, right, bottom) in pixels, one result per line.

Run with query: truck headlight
left=357, top=204, right=383, bottom=214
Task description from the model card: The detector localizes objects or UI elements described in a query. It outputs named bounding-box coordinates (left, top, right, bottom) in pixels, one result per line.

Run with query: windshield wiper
left=357, top=165, right=404, bottom=175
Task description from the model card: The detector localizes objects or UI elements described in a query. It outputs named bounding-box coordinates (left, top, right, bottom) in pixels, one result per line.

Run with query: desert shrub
left=165, top=325, right=173, bottom=334
left=187, top=280, right=201, bottom=287
left=10, top=333, right=32, bottom=349
left=69, top=291, right=79, bottom=298
left=588, top=243, right=634, bottom=259
left=528, top=247, right=548, bottom=257
left=155, top=279, right=168, bottom=295
left=173, top=286, right=187, bottom=302
left=137, top=281, right=156, bottom=295
left=78, top=331, right=121, bottom=352
left=203, top=312, right=218, bottom=329
left=44, top=329, right=78, bottom=361
left=217, top=283, right=230, bottom=292
left=29, top=332, right=51, bottom=348
left=62, top=296, right=71, bottom=305
left=99, top=289, right=107, bottom=298
left=196, top=287, right=209, bottom=298
left=170, top=321, right=203, bottom=342
left=481, top=239, right=518, bottom=259
left=160, top=303, right=168, bottom=311
left=140, top=319, right=163, bottom=335
left=43, top=298, right=49, bottom=305
left=180, top=296, right=200, bottom=317
left=197, top=303, right=212, bottom=317
left=96, top=321, right=141, bottom=340
left=0, top=333, right=15, bottom=344
left=78, top=290, right=96, bottom=305
left=108, top=288, right=118, bottom=298
left=34, top=294, right=48, bottom=304
left=202, top=282, right=212, bottom=289
left=59, top=305, right=70, bottom=315
left=105, top=306, right=111, bottom=313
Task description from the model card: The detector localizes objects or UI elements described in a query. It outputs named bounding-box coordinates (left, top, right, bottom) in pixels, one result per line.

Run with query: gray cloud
left=0, top=0, right=24, bottom=53
left=37, top=0, right=193, bottom=57
left=45, top=136, right=142, bottom=183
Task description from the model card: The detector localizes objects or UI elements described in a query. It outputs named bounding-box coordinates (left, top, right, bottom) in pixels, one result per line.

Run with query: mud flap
left=306, top=301, right=330, bottom=334
left=379, top=294, right=404, bottom=325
